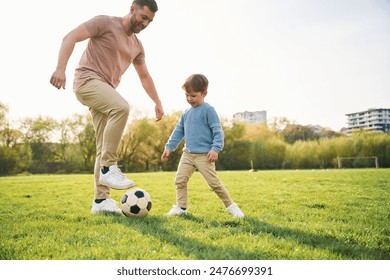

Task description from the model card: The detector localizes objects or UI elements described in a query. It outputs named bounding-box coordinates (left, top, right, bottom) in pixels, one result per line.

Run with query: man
left=50, top=0, right=164, bottom=214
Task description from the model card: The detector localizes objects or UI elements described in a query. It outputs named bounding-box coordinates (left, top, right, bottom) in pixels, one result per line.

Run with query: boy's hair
left=182, top=74, right=209, bottom=93
left=132, top=0, right=158, bottom=13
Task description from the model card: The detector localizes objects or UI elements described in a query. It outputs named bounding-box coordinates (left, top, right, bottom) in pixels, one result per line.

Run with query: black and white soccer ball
left=121, top=188, right=152, bottom=217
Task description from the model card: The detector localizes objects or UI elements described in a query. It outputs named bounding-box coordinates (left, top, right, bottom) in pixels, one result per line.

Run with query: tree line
left=1, top=102, right=389, bottom=175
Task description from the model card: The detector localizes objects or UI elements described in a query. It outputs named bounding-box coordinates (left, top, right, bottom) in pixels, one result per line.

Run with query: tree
left=0, top=103, right=22, bottom=148
left=219, top=139, right=251, bottom=170
left=19, top=116, right=58, bottom=173
left=251, top=138, right=286, bottom=169
left=157, top=112, right=183, bottom=171
left=0, top=146, right=18, bottom=175
left=55, top=117, right=77, bottom=162
left=119, top=118, right=157, bottom=172
left=282, top=124, right=318, bottom=144
left=269, top=116, right=290, bottom=132
left=219, top=122, right=250, bottom=170
left=74, top=114, right=96, bottom=171
left=284, top=140, right=321, bottom=169
left=0, top=102, right=7, bottom=126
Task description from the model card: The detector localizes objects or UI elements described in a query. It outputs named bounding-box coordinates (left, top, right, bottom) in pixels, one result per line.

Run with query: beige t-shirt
left=74, top=15, right=145, bottom=89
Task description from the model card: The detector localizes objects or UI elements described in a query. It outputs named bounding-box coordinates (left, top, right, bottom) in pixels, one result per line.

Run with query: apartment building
left=346, top=108, right=390, bottom=134
left=233, top=110, right=267, bottom=124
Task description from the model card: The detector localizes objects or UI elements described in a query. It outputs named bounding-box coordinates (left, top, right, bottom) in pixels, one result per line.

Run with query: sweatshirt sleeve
left=207, top=107, right=224, bottom=152
left=165, top=114, right=185, bottom=152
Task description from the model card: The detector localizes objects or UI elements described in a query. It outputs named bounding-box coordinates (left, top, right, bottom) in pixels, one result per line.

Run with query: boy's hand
left=207, top=150, right=218, bottom=162
left=161, top=149, right=170, bottom=161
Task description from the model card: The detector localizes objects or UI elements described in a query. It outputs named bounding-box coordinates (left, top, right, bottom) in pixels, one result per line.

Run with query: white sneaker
left=165, top=205, right=188, bottom=216
left=227, top=203, right=245, bottom=218
left=99, top=165, right=135, bottom=190
left=91, top=198, right=122, bottom=214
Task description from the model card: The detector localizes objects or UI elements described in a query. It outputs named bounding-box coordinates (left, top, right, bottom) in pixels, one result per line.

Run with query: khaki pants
left=175, top=152, right=233, bottom=209
left=74, top=78, right=129, bottom=199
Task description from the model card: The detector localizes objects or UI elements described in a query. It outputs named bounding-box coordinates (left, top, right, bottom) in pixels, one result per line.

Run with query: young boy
left=161, top=74, right=244, bottom=218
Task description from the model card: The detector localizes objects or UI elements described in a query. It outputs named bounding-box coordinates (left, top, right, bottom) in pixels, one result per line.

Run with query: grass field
left=0, top=169, right=389, bottom=260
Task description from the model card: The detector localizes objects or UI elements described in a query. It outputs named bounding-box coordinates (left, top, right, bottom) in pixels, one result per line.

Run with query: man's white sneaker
left=99, top=165, right=135, bottom=190
left=227, top=203, right=245, bottom=218
left=165, top=205, right=188, bottom=216
left=91, top=199, right=122, bottom=214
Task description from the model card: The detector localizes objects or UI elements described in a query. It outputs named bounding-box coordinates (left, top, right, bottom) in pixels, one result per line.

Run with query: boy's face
left=185, top=90, right=206, bottom=108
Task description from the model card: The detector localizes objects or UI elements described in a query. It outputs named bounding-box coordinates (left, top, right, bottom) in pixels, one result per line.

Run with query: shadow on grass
left=109, top=214, right=261, bottom=259
left=241, top=217, right=389, bottom=260
left=108, top=214, right=389, bottom=260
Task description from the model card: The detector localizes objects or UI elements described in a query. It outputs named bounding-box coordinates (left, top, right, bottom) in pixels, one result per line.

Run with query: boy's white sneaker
left=91, top=199, right=122, bottom=214
left=165, top=205, right=188, bottom=216
left=227, top=203, right=245, bottom=218
left=99, top=165, right=135, bottom=190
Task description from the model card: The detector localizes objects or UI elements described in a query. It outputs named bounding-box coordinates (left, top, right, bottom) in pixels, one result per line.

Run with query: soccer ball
left=120, top=188, right=152, bottom=217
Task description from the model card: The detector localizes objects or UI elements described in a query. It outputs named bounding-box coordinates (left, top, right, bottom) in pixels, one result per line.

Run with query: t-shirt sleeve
left=83, top=15, right=109, bottom=37
left=133, top=39, right=145, bottom=65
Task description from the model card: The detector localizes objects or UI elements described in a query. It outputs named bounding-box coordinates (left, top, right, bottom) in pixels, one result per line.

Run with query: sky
left=1, top=0, right=389, bottom=131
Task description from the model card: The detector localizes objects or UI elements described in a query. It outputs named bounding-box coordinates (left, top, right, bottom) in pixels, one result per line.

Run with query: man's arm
left=50, top=24, right=91, bottom=90
left=133, top=62, right=164, bottom=121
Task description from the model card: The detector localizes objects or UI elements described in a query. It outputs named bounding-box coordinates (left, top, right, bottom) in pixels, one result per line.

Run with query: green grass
left=0, top=169, right=389, bottom=260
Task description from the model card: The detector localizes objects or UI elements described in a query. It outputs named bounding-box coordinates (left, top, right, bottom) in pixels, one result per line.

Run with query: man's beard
left=130, top=19, right=143, bottom=34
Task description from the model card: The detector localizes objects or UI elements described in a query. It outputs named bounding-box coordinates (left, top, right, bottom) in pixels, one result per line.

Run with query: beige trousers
left=174, top=152, right=234, bottom=209
left=74, top=78, right=129, bottom=199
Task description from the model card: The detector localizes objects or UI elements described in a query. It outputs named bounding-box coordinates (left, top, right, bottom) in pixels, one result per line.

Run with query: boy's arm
left=165, top=116, right=185, bottom=152
left=207, top=127, right=223, bottom=162
left=161, top=126, right=183, bottom=161
left=161, top=149, right=170, bottom=161
left=207, top=150, right=219, bottom=162
left=207, top=108, right=224, bottom=153
left=161, top=113, right=185, bottom=161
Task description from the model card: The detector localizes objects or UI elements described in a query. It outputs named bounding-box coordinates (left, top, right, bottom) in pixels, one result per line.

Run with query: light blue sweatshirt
left=165, top=103, right=224, bottom=153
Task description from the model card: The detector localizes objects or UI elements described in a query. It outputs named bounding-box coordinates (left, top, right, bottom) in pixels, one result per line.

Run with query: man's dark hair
left=133, top=0, right=158, bottom=13
left=182, top=74, right=209, bottom=93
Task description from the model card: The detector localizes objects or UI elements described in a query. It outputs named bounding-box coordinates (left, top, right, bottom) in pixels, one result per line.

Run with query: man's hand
left=50, top=70, right=66, bottom=90
left=155, top=102, right=164, bottom=122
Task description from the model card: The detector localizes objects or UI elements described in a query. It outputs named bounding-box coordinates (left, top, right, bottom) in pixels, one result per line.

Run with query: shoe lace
left=106, top=199, right=120, bottom=210
left=229, top=204, right=240, bottom=215
left=170, top=205, right=184, bottom=214
left=112, top=166, right=126, bottom=180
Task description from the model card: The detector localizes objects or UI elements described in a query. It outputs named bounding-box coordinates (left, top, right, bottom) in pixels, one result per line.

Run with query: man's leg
left=90, top=109, right=110, bottom=200
left=75, top=78, right=133, bottom=189
left=74, top=79, right=130, bottom=214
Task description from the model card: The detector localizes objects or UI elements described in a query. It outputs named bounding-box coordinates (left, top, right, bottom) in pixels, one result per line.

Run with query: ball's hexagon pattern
left=121, top=188, right=152, bottom=217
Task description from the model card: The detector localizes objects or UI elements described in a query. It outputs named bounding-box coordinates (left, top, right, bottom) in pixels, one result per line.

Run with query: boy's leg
left=174, top=152, right=196, bottom=209
left=195, top=154, right=233, bottom=207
